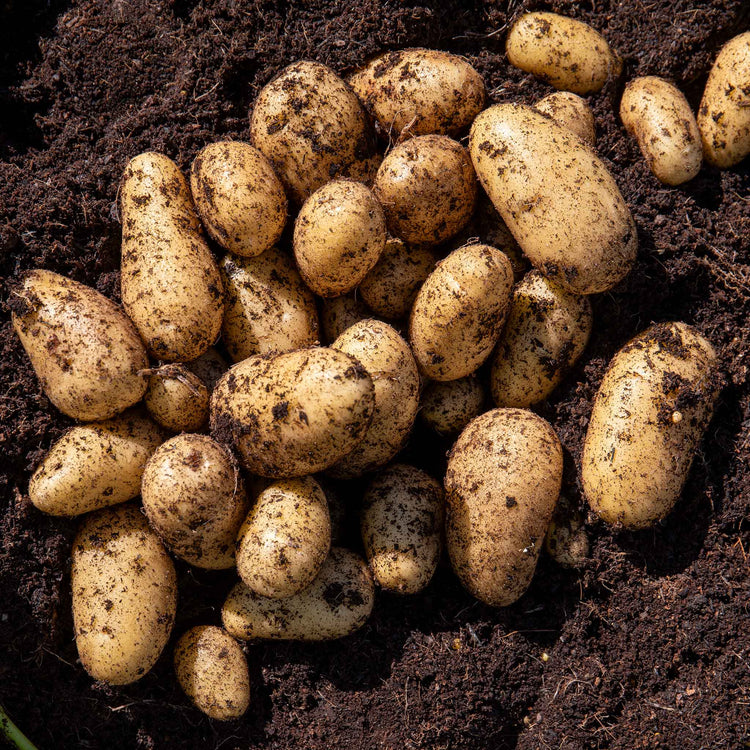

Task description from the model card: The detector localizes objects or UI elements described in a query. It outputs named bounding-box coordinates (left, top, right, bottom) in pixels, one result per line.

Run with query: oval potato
left=473, top=194, right=528, bottom=280
left=144, top=364, right=210, bottom=433
left=420, top=375, right=485, bottom=437
left=320, top=292, right=372, bottom=345
left=534, top=91, right=596, bottom=145
left=544, top=495, right=589, bottom=569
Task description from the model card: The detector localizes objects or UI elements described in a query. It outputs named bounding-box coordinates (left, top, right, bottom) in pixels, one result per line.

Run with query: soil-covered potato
left=544, top=495, right=589, bottom=569
left=534, top=91, right=596, bottom=145
left=445, top=408, right=563, bottom=607
left=473, top=194, right=528, bottom=281
left=320, top=292, right=372, bottom=345
left=582, top=322, right=720, bottom=529
left=419, top=375, right=485, bottom=437
left=144, top=364, right=210, bottom=433
left=71, top=503, right=177, bottom=684
left=185, top=347, right=228, bottom=392
left=11, top=270, right=148, bottom=421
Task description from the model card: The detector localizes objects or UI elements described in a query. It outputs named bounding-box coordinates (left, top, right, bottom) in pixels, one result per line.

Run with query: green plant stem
left=0, top=706, right=38, bottom=750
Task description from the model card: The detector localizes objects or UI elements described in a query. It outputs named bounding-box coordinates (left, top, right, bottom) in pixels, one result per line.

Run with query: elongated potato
left=506, top=12, right=622, bottom=94
left=534, top=91, right=595, bottom=145
left=582, top=322, right=720, bottom=529
left=470, top=104, right=637, bottom=295
left=144, top=364, right=210, bottom=433
left=11, top=270, right=147, bottom=421
left=72, top=504, right=177, bottom=684
left=445, top=409, right=563, bottom=607
left=185, top=347, right=228, bottom=392
left=320, top=292, right=372, bottom=345
left=420, top=375, right=485, bottom=437
left=222, top=548, right=374, bottom=641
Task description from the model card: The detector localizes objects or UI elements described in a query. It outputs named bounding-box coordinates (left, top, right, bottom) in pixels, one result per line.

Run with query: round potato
left=144, top=364, right=210, bottom=433
left=222, top=547, right=374, bottom=641
left=445, top=408, right=563, bottom=607
left=320, top=292, right=372, bottom=345
left=544, top=495, right=589, bottom=569
left=185, top=347, right=228, bottom=392
left=71, top=503, right=177, bottom=684
left=470, top=104, right=637, bottom=295
left=420, top=375, right=485, bottom=437
left=190, top=140, right=287, bottom=258
left=473, top=194, right=528, bottom=280
left=582, top=322, right=720, bottom=529
left=534, top=91, right=596, bottom=145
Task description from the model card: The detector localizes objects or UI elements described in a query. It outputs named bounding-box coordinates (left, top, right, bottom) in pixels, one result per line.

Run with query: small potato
left=582, top=322, right=720, bottom=529
left=29, top=409, right=165, bottom=517
left=71, top=504, right=177, bottom=684
left=236, top=477, right=331, bottom=598
left=210, top=348, right=375, bottom=478
left=506, top=12, right=622, bottom=95
left=373, top=135, right=477, bottom=247
left=490, top=271, right=592, bottom=408
left=315, top=477, right=347, bottom=545
left=185, top=347, right=228, bottom=392
left=141, top=434, right=249, bottom=569
left=293, top=180, right=387, bottom=298
left=220, top=247, right=319, bottom=362
left=361, top=464, right=444, bottom=594
left=534, top=91, right=596, bottom=145
left=11, top=270, right=147, bottom=421
left=320, top=292, right=372, bottom=345
left=409, top=244, right=513, bottom=381
left=445, top=409, right=563, bottom=607
left=348, top=48, right=485, bottom=138
left=698, top=32, right=750, bottom=168
left=144, top=364, right=210, bottom=433
left=470, top=104, right=637, bottom=295
left=222, top=547, right=374, bottom=641
left=174, top=626, right=250, bottom=721
left=544, top=495, right=589, bottom=569
left=420, top=375, right=485, bottom=437
left=473, top=195, right=528, bottom=280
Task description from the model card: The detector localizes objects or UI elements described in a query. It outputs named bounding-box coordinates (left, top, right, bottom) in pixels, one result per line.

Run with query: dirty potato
left=419, top=375, right=485, bottom=437
left=544, top=495, right=589, bottom=568
left=534, top=91, right=596, bottom=145
left=144, top=364, right=210, bottom=433
left=185, top=347, right=228, bottom=392
left=320, top=292, right=373, bottom=345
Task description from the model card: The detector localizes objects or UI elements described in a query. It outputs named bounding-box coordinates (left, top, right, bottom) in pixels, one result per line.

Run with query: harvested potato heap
left=13, top=17, right=738, bottom=721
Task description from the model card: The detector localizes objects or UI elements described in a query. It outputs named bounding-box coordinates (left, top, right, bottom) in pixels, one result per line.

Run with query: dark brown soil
left=1, top=1, right=749, bottom=748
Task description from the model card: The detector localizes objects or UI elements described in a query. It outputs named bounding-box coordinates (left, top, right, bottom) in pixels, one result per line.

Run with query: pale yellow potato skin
left=144, top=364, right=210, bottom=433
left=71, top=503, right=177, bottom=684
left=174, top=626, right=250, bottom=721
left=120, top=152, right=224, bottom=362
left=409, top=244, right=513, bottom=381
left=491, top=270, right=592, bottom=408
left=190, top=140, right=287, bottom=258
left=141, top=434, right=249, bottom=569
left=348, top=48, right=485, bottom=138
left=445, top=408, right=563, bottom=607
left=620, top=77, right=702, bottom=185
left=328, top=320, right=420, bottom=478
left=220, top=247, right=319, bottom=362
left=11, top=270, right=148, bottom=421
left=293, top=180, right=387, bottom=297
left=236, top=477, right=331, bottom=598
left=361, top=464, right=444, bottom=594
left=210, top=348, right=375, bottom=478
left=320, top=292, right=372, bottom=345
left=185, top=347, right=228, bottom=392
left=544, top=495, right=589, bottom=569
left=698, top=32, right=750, bottom=168
left=222, top=548, right=374, bottom=641
left=473, top=194, right=528, bottom=281
left=419, top=375, right=485, bottom=437
left=582, top=322, right=719, bottom=529
left=29, top=409, right=165, bottom=517
left=534, top=91, right=596, bottom=145
left=506, top=12, right=622, bottom=95
left=250, top=61, right=378, bottom=204
left=470, top=104, right=637, bottom=295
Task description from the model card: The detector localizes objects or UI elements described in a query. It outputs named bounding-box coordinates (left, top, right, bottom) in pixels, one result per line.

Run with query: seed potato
left=320, top=292, right=373, bottom=345
left=186, top=347, right=228, bottom=392
left=534, top=91, right=596, bottom=145
left=144, top=364, right=210, bottom=433
left=419, top=375, right=485, bottom=437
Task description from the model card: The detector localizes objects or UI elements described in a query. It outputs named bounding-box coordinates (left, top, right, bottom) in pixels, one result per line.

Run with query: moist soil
left=1, top=1, right=749, bottom=748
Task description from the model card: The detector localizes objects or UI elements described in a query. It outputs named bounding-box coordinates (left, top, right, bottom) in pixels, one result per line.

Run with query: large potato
left=419, top=375, right=485, bottom=437
left=222, top=548, right=374, bottom=641
left=120, top=152, right=224, bottom=362
left=409, top=244, right=513, bottom=381
left=11, top=270, right=147, bottom=421
left=210, top=348, right=375, bottom=477
left=582, top=322, right=720, bottom=529
left=143, top=364, right=210, bottom=433
left=71, top=503, right=177, bottom=684
left=445, top=409, right=563, bottom=607
left=320, top=292, right=372, bottom=345
left=470, top=104, right=637, bottom=295
left=534, top=91, right=596, bottom=145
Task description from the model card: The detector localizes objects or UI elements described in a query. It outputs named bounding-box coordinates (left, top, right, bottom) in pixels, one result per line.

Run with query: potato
left=409, top=244, right=513, bottom=381
left=222, top=547, right=374, bottom=641
left=506, top=12, right=622, bottom=95
left=445, top=408, right=563, bottom=607
left=420, top=375, right=485, bottom=437
left=220, top=247, right=319, bottom=362
left=534, top=91, right=595, bottom=145
left=544, top=495, right=589, bottom=569
left=250, top=61, right=378, bottom=204
left=316, top=477, right=347, bottom=545
left=358, top=238, right=436, bottom=320
left=120, top=152, right=224, bottom=362
left=71, top=503, right=177, bottom=684
left=141, top=434, right=249, bottom=569
left=698, top=32, right=750, bottom=168
left=582, top=322, right=720, bottom=529
left=144, top=364, right=210, bottom=433
left=473, top=194, right=528, bottom=280
left=236, top=477, right=331, bottom=598
left=490, top=270, right=592, bottom=408
left=293, top=180, right=387, bottom=297
left=11, top=269, right=147, bottom=421
left=361, top=464, right=444, bottom=594
left=190, top=140, right=287, bottom=258
left=320, top=292, right=372, bottom=345
left=348, top=48, right=485, bottom=138
left=174, top=626, right=250, bottom=721
left=328, top=320, right=420, bottom=478
left=210, top=348, right=375, bottom=477
left=373, top=135, right=477, bottom=246
left=470, top=104, right=637, bottom=295
left=185, top=347, right=228, bottom=392
left=29, top=409, right=165, bottom=517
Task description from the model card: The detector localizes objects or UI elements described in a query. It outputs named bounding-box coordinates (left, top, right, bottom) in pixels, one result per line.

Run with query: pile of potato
left=12, top=11, right=745, bottom=721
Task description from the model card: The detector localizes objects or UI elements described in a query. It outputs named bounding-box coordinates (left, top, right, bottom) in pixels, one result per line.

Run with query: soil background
left=1, top=1, right=749, bottom=748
